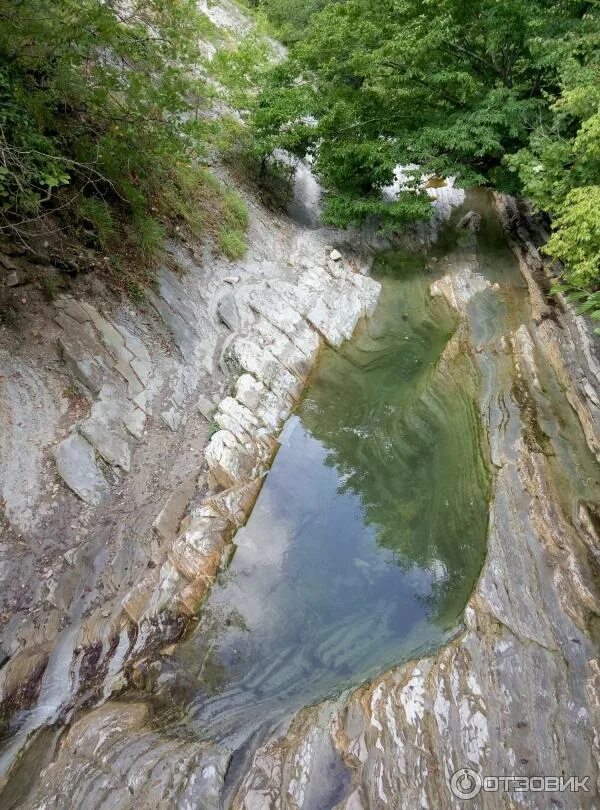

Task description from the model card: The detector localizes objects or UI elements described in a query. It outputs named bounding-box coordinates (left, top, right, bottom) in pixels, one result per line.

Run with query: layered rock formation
left=8, top=196, right=599, bottom=810
left=229, top=200, right=600, bottom=809
left=0, top=210, right=380, bottom=791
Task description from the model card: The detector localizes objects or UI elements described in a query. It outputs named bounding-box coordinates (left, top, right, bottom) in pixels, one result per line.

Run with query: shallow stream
left=5, top=192, right=600, bottom=809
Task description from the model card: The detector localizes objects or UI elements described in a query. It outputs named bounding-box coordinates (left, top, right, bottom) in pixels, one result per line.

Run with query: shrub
left=0, top=0, right=210, bottom=266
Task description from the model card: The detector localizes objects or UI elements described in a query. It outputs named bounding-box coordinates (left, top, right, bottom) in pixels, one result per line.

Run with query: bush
left=223, top=191, right=249, bottom=231
left=0, top=0, right=213, bottom=268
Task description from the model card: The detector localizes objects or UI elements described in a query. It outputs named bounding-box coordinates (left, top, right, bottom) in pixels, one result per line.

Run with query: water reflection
left=159, top=250, right=490, bottom=747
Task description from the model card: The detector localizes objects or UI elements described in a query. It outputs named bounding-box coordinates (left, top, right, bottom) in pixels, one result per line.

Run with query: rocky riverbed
left=0, top=184, right=384, bottom=789
left=230, top=193, right=600, bottom=810
left=1, top=184, right=598, bottom=809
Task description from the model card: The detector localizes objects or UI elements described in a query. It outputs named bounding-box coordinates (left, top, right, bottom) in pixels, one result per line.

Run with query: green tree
left=253, top=0, right=599, bottom=322
left=505, top=25, right=600, bottom=323
left=259, top=0, right=330, bottom=44
left=252, top=0, right=594, bottom=223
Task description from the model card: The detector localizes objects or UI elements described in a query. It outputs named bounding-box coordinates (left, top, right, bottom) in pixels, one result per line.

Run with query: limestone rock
left=224, top=337, right=304, bottom=403
left=58, top=336, right=104, bottom=394
left=431, top=268, right=490, bottom=309
left=205, top=429, right=272, bottom=489
left=198, top=393, right=217, bottom=421
left=161, top=404, right=183, bottom=432
left=23, top=702, right=230, bottom=809
left=53, top=433, right=109, bottom=506
left=153, top=475, right=197, bottom=543
left=235, top=374, right=265, bottom=412
left=77, top=386, right=136, bottom=471
left=217, top=290, right=241, bottom=332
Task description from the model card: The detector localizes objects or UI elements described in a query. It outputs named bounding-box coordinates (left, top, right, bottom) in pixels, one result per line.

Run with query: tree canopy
left=253, top=0, right=599, bottom=317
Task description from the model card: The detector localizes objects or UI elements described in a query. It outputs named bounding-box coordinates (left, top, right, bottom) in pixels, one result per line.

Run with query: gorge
left=0, top=2, right=599, bottom=808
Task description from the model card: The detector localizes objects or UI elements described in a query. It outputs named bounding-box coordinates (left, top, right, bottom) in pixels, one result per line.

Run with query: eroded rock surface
left=0, top=172, right=380, bottom=796
left=8, top=195, right=599, bottom=810
left=230, top=198, right=600, bottom=810
left=25, top=702, right=229, bottom=809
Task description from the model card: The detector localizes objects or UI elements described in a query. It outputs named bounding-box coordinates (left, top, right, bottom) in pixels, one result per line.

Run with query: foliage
left=545, top=187, right=600, bottom=286
left=0, top=0, right=253, bottom=274
left=505, top=29, right=600, bottom=326
left=256, top=0, right=329, bottom=44
left=217, top=189, right=249, bottom=259
left=252, top=0, right=600, bottom=317
left=218, top=227, right=247, bottom=259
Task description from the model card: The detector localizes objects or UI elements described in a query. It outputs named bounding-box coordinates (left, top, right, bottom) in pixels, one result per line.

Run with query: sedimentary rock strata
left=230, top=205, right=600, bottom=810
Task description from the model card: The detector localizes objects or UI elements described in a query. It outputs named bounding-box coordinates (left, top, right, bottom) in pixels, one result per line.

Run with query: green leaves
left=545, top=186, right=600, bottom=286
left=40, top=168, right=71, bottom=191
left=253, top=0, right=600, bottom=316
left=322, top=191, right=432, bottom=232
left=0, top=0, right=228, bottom=264
left=504, top=13, right=599, bottom=314
left=252, top=0, right=592, bottom=230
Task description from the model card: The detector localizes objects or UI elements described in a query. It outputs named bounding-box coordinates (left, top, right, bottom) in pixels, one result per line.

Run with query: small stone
left=217, top=291, right=240, bottom=332
left=161, top=406, right=182, bottom=432
left=330, top=249, right=342, bottom=262
left=53, top=434, right=110, bottom=506
left=198, top=394, right=217, bottom=421
left=6, top=270, right=21, bottom=287
left=223, top=276, right=240, bottom=285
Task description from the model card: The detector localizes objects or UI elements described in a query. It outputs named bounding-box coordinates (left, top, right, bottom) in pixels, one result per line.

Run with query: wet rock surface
left=4, top=191, right=598, bottom=809
left=229, top=195, right=600, bottom=809
left=25, top=702, right=230, bottom=809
